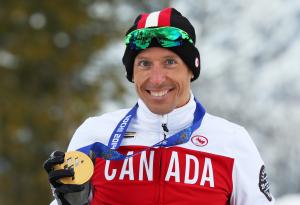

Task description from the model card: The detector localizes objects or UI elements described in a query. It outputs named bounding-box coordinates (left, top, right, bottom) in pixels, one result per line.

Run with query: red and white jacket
left=53, top=94, right=274, bottom=205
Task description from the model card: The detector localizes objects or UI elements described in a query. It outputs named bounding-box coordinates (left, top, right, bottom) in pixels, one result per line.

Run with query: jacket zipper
left=157, top=147, right=163, bottom=205
left=157, top=114, right=169, bottom=204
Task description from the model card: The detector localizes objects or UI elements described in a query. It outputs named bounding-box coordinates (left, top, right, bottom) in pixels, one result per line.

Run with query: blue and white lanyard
left=79, top=98, right=205, bottom=160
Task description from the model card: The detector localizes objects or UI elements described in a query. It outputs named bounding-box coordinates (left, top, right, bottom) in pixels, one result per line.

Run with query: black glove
left=43, top=151, right=89, bottom=205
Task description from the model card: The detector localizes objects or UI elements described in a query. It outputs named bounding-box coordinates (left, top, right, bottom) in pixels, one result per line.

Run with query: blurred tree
left=0, top=0, right=118, bottom=204
left=0, top=0, right=170, bottom=204
left=132, top=0, right=170, bottom=11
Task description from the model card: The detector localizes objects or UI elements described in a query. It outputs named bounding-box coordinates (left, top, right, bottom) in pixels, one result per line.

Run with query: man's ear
left=132, top=72, right=135, bottom=83
left=190, top=71, right=194, bottom=80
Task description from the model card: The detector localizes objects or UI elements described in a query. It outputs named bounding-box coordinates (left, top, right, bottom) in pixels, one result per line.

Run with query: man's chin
left=147, top=104, right=175, bottom=115
left=140, top=93, right=177, bottom=114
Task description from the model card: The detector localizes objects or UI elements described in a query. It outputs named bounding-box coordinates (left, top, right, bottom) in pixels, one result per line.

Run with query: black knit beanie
left=122, top=7, right=201, bottom=82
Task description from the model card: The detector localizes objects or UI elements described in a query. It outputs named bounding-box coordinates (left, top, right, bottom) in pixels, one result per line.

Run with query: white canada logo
left=191, top=135, right=208, bottom=147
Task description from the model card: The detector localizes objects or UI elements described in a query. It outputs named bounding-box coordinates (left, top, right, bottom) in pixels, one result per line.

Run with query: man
left=44, top=7, right=274, bottom=205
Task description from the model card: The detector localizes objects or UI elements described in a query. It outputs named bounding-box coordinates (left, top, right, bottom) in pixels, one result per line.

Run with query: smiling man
left=44, top=8, right=275, bottom=205
left=133, top=47, right=193, bottom=114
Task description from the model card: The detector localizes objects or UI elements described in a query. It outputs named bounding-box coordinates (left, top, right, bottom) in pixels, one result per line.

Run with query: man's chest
left=90, top=146, right=234, bottom=205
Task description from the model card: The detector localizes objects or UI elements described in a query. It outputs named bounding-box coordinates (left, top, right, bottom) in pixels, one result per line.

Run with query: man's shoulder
left=86, top=108, right=131, bottom=125
left=202, top=112, right=246, bottom=135
left=201, top=112, right=261, bottom=159
left=67, top=108, right=131, bottom=151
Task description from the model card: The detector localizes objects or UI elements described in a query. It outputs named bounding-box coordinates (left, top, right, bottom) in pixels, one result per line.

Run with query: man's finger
left=43, top=151, right=65, bottom=173
left=49, top=169, right=74, bottom=186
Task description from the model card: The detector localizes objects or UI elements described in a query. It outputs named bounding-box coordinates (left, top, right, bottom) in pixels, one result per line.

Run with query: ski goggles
left=125, top=26, right=194, bottom=50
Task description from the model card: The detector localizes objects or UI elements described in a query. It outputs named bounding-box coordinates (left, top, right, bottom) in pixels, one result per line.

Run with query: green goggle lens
left=125, top=27, right=194, bottom=50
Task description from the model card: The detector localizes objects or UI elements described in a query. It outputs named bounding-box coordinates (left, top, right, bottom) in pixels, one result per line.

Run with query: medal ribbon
left=79, top=98, right=205, bottom=160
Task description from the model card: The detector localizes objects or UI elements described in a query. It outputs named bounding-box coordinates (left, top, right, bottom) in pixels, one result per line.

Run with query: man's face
left=133, top=47, right=193, bottom=115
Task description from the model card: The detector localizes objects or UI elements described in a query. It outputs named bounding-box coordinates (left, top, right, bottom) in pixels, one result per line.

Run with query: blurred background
left=0, top=0, right=299, bottom=204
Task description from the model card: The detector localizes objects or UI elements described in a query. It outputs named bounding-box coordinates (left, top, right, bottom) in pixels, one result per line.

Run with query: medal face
left=54, top=151, right=94, bottom=185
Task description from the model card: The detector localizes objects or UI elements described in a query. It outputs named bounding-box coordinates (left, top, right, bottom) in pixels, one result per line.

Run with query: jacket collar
left=135, top=92, right=196, bottom=134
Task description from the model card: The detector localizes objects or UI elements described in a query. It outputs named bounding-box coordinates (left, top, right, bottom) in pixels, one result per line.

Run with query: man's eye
left=138, top=60, right=151, bottom=67
left=165, top=59, right=176, bottom=65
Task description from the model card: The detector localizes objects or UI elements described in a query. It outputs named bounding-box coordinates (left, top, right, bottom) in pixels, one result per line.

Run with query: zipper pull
left=161, top=115, right=168, bottom=139
left=162, top=123, right=169, bottom=132
left=162, top=123, right=169, bottom=139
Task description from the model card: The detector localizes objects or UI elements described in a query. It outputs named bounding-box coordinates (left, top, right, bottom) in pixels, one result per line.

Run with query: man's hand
left=43, top=151, right=89, bottom=205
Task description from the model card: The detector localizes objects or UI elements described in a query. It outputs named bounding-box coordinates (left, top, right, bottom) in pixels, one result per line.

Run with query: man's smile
left=146, top=89, right=174, bottom=97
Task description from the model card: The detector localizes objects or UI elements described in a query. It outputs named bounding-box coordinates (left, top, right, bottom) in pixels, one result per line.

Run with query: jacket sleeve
left=67, top=117, right=98, bottom=151
left=48, top=118, right=96, bottom=205
left=230, top=127, right=275, bottom=205
left=50, top=200, right=58, bottom=205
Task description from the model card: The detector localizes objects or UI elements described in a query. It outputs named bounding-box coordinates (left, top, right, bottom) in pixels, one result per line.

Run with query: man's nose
left=149, top=65, right=166, bottom=85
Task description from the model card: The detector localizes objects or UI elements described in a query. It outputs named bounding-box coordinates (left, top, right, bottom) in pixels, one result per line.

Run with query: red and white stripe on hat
left=137, top=8, right=172, bottom=29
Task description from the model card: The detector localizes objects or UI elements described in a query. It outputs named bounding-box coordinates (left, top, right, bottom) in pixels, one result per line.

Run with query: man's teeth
left=150, top=90, right=168, bottom=97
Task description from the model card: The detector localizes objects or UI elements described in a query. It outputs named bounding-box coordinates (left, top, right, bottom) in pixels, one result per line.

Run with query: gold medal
left=54, top=151, right=94, bottom=185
